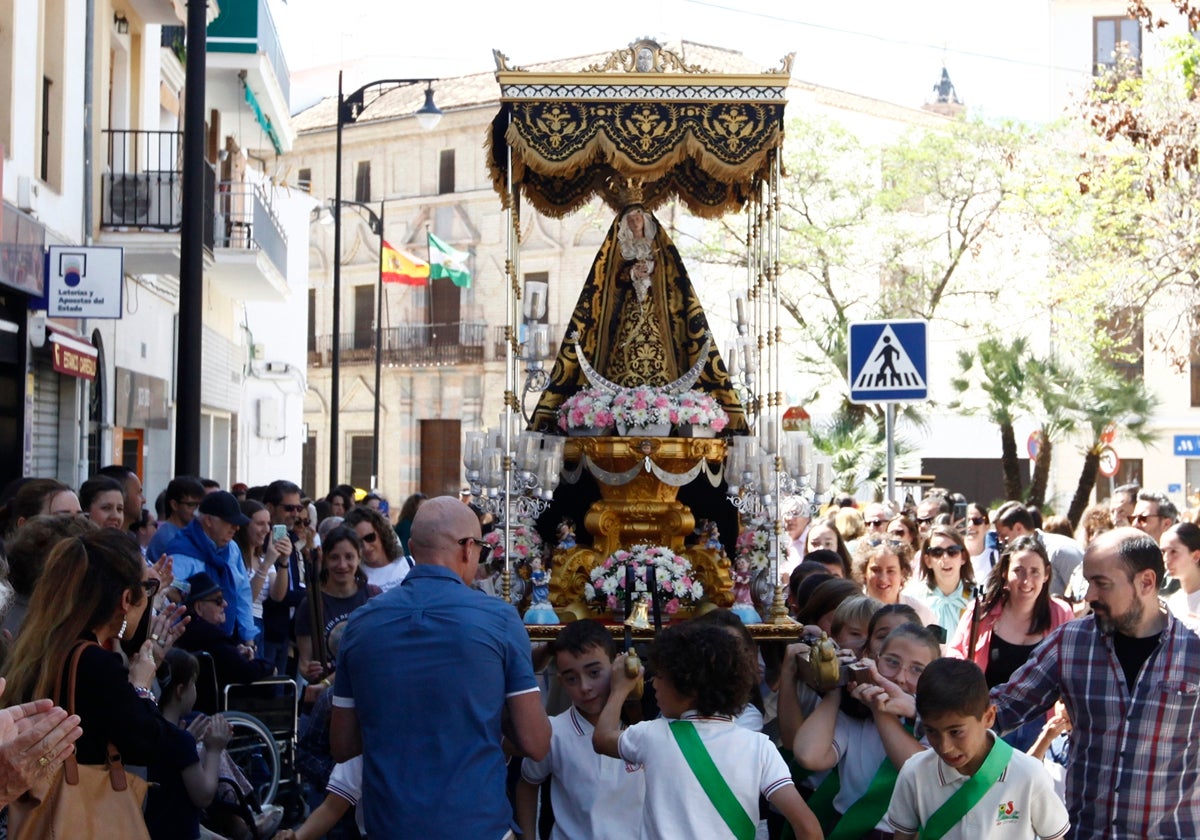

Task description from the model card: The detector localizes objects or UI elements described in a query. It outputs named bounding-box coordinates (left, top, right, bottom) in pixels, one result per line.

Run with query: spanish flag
left=381, top=240, right=430, bottom=286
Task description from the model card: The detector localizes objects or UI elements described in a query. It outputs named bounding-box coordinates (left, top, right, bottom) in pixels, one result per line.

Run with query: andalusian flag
left=381, top=240, right=429, bottom=286
left=427, top=233, right=471, bottom=288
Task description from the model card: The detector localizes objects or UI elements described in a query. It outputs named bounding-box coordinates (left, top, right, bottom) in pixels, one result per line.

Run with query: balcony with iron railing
left=210, top=180, right=289, bottom=296
left=97, top=128, right=215, bottom=275
left=309, top=322, right=491, bottom=368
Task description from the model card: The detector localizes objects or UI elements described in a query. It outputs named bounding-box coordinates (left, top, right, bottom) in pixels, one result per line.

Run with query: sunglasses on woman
left=140, top=578, right=161, bottom=598
left=924, top=545, right=963, bottom=559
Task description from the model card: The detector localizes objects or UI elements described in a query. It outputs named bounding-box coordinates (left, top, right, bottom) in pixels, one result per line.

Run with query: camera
left=794, top=632, right=851, bottom=693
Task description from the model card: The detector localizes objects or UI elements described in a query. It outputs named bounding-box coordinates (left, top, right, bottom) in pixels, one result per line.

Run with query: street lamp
left=321, top=198, right=386, bottom=488
left=330, top=73, right=441, bottom=492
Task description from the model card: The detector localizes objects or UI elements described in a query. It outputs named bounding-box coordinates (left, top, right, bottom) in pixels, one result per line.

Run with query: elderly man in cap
left=176, top=572, right=275, bottom=692
left=164, top=491, right=257, bottom=644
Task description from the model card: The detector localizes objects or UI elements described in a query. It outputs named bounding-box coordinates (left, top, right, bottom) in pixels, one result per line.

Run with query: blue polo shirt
left=333, top=564, right=537, bottom=840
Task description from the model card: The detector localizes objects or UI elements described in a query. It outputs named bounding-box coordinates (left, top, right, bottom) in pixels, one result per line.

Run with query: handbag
left=8, top=640, right=151, bottom=840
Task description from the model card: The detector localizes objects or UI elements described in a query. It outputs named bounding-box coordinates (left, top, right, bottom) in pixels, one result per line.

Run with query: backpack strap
left=669, top=720, right=756, bottom=840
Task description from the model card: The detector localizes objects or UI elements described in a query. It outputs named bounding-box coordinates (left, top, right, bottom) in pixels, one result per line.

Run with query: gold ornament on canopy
left=487, top=39, right=793, bottom=220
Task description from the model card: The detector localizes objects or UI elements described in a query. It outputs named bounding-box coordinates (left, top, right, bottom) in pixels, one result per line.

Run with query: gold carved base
left=548, top=436, right=733, bottom=619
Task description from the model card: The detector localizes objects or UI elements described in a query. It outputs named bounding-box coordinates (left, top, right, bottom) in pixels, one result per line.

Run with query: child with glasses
left=793, top=622, right=942, bottom=838
left=905, top=526, right=977, bottom=639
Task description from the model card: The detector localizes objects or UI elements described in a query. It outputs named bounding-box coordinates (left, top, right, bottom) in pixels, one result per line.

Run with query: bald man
left=331, top=496, right=550, bottom=840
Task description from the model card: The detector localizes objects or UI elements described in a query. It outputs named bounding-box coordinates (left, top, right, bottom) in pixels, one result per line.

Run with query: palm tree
left=1025, top=357, right=1077, bottom=509
left=1064, top=365, right=1158, bottom=528
left=949, top=337, right=1037, bottom=501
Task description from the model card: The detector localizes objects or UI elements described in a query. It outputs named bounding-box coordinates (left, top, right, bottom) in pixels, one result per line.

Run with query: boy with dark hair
left=595, top=621, right=821, bottom=840
left=887, top=658, right=1068, bottom=840
left=515, top=619, right=642, bottom=839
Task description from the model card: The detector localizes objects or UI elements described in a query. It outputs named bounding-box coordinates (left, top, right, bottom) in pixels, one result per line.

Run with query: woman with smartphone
left=234, top=499, right=292, bottom=651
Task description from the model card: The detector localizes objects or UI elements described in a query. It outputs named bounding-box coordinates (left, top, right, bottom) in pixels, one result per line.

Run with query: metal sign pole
left=886, top=402, right=895, bottom=505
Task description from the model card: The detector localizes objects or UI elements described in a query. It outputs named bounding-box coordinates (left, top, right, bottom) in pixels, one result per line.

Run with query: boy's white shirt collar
left=935, top=730, right=1004, bottom=786
left=679, top=710, right=735, bottom=722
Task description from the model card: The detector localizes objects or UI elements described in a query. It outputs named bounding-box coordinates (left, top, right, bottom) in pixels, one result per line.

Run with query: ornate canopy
left=487, top=39, right=792, bottom=219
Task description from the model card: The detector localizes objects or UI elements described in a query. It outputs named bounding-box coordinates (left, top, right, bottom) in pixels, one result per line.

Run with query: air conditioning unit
left=103, top=172, right=182, bottom=228
left=16, top=176, right=38, bottom=213
left=256, top=396, right=281, bottom=439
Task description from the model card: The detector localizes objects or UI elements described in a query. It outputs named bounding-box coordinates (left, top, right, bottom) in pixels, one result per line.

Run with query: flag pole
left=372, top=200, right=385, bottom=488
left=425, top=222, right=434, bottom=343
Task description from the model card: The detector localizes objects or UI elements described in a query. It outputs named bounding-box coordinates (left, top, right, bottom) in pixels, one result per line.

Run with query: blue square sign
left=848, top=320, right=929, bottom=404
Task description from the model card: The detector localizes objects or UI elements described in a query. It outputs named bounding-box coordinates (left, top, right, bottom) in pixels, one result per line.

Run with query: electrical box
left=256, top=396, right=281, bottom=439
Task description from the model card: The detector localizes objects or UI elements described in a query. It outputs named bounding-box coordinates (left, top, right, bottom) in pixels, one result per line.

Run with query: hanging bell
left=624, top=596, right=651, bottom=630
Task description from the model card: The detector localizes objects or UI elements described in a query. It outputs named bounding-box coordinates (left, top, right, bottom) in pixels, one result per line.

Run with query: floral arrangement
left=671, top=390, right=730, bottom=432
left=611, top=385, right=672, bottom=429
left=584, top=544, right=703, bottom=615
left=734, top=511, right=773, bottom=573
left=557, top=387, right=615, bottom=431
left=557, top=386, right=730, bottom=434
left=482, top=518, right=544, bottom=567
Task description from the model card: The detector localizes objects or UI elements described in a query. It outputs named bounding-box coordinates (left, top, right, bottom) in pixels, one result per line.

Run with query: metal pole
left=371, top=202, right=384, bottom=488
left=886, top=402, right=895, bottom=504
left=329, top=71, right=344, bottom=492
left=174, top=0, right=206, bottom=477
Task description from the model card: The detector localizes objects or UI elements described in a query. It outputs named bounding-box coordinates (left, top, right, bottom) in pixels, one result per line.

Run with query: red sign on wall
left=50, top=333, right=97, bottom=381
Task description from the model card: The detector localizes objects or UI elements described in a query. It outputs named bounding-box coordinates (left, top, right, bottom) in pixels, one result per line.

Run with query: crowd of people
left=0, top=470, right=1198, bottom=839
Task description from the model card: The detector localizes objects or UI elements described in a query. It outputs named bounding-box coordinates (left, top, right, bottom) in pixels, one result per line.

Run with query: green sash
left=806, top=726, right=913, bottom=840
left=919, top=736, right=1014, bottom=840
left=669, top=720, right=756, bottom=840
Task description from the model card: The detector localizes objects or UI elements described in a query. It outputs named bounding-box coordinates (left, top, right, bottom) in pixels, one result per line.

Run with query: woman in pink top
left=949, top=533, right=1073, bottom=749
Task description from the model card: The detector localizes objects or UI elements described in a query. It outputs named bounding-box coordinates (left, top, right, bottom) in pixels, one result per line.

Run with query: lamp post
left=330, top=73, right=441, bottom=492
left=324, top=198, right=386, bottom=488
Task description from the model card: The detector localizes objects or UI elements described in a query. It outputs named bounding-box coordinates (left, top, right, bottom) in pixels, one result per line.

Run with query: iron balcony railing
left=309, top=322, right=489, bottom=368
left=100, top=128, right=216, bottom=251
left=214, top=180, right=288, bottom=277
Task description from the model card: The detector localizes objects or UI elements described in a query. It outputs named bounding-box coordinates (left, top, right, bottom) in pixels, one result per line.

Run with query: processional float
left=468, top=39, right=829, bottom=633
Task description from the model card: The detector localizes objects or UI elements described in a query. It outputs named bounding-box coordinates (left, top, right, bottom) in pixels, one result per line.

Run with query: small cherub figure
left=529, top=557, right=551, bottom=604
left=557, top=518, right=577, bottom=551
left=730, top=556, right=762, bottom=624
left=732, top=557, right=754, bottom=605
left=523, top=557, right=558, bottom=626
left=703, top=520, right=722, bottom=551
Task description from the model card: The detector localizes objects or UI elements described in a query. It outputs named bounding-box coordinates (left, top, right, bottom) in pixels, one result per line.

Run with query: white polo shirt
left=831, top=712, right=895, bottom=834
left=887, top=734, right=1069, bottom=840
left=619, top=711, right=791, bottom=840
left=521, top=706, right=645, bottom=840
left=325, top=756, right=366, bottom=837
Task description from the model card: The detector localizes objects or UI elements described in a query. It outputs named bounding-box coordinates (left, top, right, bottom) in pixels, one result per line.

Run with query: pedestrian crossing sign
left=848, top=320, right=928, bottom=404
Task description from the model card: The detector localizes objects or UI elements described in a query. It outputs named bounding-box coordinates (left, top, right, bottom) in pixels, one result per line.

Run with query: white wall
left=238, top=188, right=315, bottom=486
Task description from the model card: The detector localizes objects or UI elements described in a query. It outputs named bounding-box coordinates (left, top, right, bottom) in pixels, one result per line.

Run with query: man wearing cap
left=164, top=491, right=257, bottom=644
left=176, top=572, right=275, bottom=691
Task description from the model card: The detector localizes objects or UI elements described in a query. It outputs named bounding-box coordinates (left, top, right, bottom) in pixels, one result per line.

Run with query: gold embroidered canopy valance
left=487, top=40, right=793, bottom=219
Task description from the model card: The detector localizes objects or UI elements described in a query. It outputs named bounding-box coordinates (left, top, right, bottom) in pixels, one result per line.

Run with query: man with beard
left=990, top=528, right=1200, bottom=839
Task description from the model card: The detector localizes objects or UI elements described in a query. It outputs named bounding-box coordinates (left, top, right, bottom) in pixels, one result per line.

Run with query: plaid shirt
left=992, top=611, right=1200, bottom=840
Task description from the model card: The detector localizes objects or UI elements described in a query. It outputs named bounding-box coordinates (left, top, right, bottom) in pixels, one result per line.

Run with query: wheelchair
left=192, top=652, right=302, bottom=834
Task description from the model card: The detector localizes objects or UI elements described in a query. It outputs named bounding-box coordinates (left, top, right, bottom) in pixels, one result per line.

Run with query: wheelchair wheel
left=221, top=710, right=281, bottom=808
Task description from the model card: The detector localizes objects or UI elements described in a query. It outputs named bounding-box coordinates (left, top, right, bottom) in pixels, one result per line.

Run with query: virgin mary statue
left=528, top=203, right=747, bottom=433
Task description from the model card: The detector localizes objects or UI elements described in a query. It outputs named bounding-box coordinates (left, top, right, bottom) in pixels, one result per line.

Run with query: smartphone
left=847, top=662, right=874, bottom=686
left=272, top=524, right=288, bottom=541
